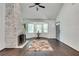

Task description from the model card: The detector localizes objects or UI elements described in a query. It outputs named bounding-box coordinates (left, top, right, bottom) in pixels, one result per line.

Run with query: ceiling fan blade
left=39, top=5, right=45, bottom=8
left=29, top=5, right=36, bottom=8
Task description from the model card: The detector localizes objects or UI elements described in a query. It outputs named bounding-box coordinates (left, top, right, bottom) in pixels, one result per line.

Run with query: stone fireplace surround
left=5, top=3, right=28, bottom=48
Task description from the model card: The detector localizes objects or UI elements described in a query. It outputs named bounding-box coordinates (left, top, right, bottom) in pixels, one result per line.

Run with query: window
left=35, top=24, right=42, bottom=33
left=27, top=23, right=48, bottom=33
left=43, top=23, right=48, bottom=33
left=28, top=24, right=34, bottom=33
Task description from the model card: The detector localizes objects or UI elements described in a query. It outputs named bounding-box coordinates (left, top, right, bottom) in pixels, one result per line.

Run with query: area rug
left=25, top=51, right=50, bottom=56
left=26, top=39, right=54, bottom=52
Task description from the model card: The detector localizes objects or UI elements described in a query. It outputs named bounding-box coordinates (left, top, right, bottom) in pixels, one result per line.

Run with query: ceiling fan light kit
left=29, top=3, right=45, bottom=11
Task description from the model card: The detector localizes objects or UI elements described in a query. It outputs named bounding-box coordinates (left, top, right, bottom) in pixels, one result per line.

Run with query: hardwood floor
left=0, top=39, right=79, bottom=56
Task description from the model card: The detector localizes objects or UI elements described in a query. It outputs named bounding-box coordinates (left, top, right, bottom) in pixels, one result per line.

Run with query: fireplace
left=18, top=34, right=26, bottom=46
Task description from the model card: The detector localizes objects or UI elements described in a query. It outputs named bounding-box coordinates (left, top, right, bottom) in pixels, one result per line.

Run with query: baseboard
left=0, top=47, right=5, bottom=51
left=58, top=39, right=79, bottom=52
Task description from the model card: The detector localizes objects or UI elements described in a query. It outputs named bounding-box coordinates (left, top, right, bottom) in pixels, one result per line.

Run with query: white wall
left=57, top=3, right=79, bottom=51
left=24, top=19, right=56, bottom=39
left=0, top=4, right=5, bottom=50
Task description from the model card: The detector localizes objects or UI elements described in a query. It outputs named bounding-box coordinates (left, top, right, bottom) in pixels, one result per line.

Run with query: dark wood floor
left=0, top=39, right=79, bottom=56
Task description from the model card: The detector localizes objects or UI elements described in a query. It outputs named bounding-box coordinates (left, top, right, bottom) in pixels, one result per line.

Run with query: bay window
left=27, top=23, right=48, bottom=33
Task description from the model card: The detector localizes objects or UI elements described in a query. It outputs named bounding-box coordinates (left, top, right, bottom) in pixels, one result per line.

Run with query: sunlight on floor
left=26, top=39, right=54, bottom=51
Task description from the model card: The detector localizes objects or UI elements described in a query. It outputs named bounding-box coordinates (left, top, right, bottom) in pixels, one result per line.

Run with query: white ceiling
left=21, top=3, right=63, bottom=20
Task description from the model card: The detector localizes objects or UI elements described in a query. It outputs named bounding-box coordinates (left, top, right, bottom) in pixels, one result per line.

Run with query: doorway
left=56, top=23, right=60, bottom=40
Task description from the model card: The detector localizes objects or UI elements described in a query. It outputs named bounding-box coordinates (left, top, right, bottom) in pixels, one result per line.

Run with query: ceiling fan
left=29, top=3, right=45, bottom=11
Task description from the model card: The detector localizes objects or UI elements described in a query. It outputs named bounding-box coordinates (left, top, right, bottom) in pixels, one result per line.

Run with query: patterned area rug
left=26, top=40, right=53, bottom=52
left=25, top=51, right=50, bottom=56
left=25, top=39, right=54, bottom=56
